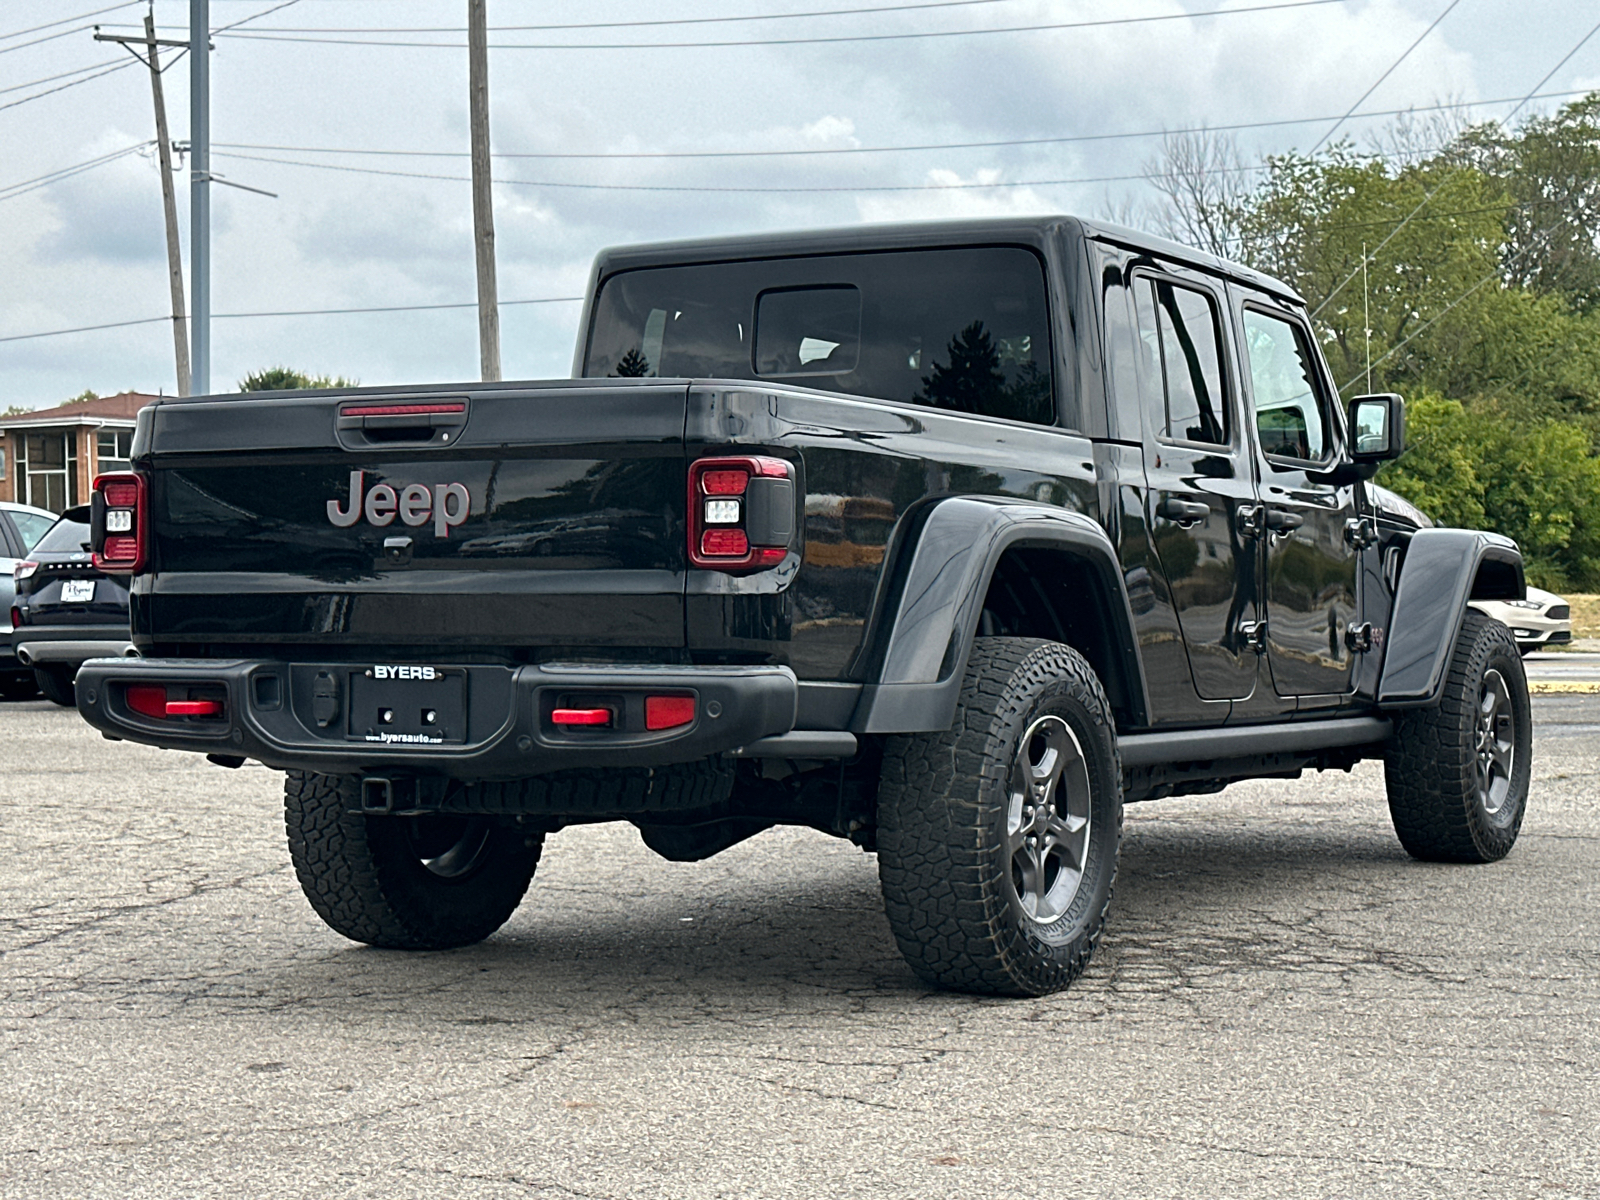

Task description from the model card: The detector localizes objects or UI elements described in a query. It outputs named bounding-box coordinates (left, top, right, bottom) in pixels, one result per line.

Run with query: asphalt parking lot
left=2, top=661, right=1597, bottom=1199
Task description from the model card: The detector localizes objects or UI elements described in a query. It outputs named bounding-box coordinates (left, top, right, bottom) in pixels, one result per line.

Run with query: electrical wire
left=213, top=88, right=1598, bottom=164
left=0, top=1, right=141, bottom=44
left=0, top=296, right=584, bottom=345
left=211, top=0, right=1350, bottom=50
left=1308, top=0, right=1460, bottom=154
left=211, top=147, right=1270, bottom=192
left=0, top=59, right=137, bottom=114
left=0, top=141, right=152, bottom=203
left=0, top=57, right=124, bottom=96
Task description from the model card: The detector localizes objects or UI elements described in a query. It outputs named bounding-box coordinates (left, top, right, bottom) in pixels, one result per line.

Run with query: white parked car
left=1471, top=586, right=1572, bottom=655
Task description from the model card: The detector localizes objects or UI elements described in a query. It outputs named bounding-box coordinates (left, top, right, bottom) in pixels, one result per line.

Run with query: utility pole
left=94, top=14, right=191, bottom=396
left=191, top=0, right=210, bottom=395
left=468, top=0, right=501, bottom=381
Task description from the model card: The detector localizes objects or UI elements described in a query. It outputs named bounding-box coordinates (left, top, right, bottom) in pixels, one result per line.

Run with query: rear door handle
left=1156, top=498, right=1211, bottom=526
left=1264, top=509, right=1304, bottom=533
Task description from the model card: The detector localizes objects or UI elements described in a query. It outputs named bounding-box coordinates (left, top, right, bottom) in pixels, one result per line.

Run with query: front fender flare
left=851, top=496, right=1148, bottom=733
left=1378, top=528, right=1524, bottom=707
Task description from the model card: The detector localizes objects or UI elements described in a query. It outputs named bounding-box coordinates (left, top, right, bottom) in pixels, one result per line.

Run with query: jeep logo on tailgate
left=327, top=470, right=469, bottom=538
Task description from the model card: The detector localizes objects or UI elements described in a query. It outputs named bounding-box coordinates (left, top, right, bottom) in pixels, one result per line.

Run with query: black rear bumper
left=75, top=657, right=797, bottom=780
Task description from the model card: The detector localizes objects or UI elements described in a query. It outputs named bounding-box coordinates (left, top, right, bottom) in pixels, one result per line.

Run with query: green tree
left=916, top=321, right=1007, bottom=414
left=238, top=366, right=358, bottom=392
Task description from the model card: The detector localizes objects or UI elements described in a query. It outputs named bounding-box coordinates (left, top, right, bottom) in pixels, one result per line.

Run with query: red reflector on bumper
left=166, top=699, right=223, bottom=716
left=552, top=707, right=612, bottom=726
left=645, top=695, right=696, bottom=730
left=127, top=685, right=166, bottom=718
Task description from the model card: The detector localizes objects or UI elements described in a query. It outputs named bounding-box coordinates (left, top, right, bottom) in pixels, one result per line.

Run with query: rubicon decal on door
left=326, top=470, right=469, bottom=538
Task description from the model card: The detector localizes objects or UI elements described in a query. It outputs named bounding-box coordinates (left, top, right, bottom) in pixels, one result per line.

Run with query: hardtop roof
left=589, top=215, right=1304, bottom=306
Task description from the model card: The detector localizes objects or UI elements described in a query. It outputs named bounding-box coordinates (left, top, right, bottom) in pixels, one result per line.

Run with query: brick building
left=0, top=392, right=158, bottom=514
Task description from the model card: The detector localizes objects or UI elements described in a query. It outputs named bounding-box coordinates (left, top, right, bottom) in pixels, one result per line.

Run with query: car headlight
left=1504, top=599, right=1543, bottom=609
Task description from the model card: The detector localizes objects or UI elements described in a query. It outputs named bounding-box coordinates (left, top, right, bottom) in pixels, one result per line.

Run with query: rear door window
left=585, top=246, right=1058, bottom=427
left=1133, top=277, right=1230, bottom=446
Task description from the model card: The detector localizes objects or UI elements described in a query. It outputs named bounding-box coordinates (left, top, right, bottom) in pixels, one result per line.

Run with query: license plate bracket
left=61, top=579, right=96, bottom=603
left=348, top=667, right=466, bottom=745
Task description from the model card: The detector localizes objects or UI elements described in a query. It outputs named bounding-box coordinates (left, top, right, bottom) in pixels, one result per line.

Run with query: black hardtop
left=586, top=214, right=1303, bottom=305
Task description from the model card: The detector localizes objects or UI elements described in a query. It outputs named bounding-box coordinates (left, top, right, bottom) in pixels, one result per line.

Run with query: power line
left=112, top=0, right=1165, bottom=34
left=0, top=59, right=137, bottom=113
left=211, top=147, right=1267, bottom=192
left=0, top=57, right=123, bottom=96
left=0, top=141, right=151, bottom=202
left=1308, top=0, right=1460, bottom=154
left=211, top=0, right=1350, bottom=50
left=0, top=296, right=584, bottom=345
left=212, top=88, right=1599, bottom=164
left=0, top=2, right=142, bottom=42
left=1311, top=14, right=1600, bottom=321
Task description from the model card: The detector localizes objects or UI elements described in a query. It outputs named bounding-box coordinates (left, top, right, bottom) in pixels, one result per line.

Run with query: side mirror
left=1348, top=393, right=1405, bottom=462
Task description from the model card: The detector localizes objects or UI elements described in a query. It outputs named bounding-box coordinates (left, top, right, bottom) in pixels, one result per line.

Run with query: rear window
left=32, top=518, right=90, bottom=555
left=584, top=246, right=1057, bottom=426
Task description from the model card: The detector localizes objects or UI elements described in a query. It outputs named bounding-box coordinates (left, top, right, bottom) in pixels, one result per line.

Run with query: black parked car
left=9, top=505, right=134, bottom=706
left=1, top=500, right=60, bottom=698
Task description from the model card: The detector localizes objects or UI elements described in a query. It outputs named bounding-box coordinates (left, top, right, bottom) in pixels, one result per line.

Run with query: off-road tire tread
left=284, top=771, right=542, bottom=949
left=877, top=637, right=1122, bottom=997
left=1385, top=611, right=1530, bottom=863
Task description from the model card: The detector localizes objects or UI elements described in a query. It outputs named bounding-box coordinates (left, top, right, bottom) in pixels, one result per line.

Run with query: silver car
left=2, top=500, right=61, bottom=695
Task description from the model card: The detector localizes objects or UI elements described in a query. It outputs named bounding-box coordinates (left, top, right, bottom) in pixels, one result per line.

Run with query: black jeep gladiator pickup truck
left=76, top=217, right=1532, bottom=996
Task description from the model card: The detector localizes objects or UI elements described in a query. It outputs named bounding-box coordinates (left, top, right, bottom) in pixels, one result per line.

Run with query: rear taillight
left=687, top=455, right=795, bottom=571
left=91, top=471, right=148, bottom=573
left=125, top=684, right=225, bottom=720
left=13, top=561, right=37, bottom=583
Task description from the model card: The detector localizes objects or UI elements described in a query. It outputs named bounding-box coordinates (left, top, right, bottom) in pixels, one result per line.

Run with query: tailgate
left=140, top=382, right=689, bottom=649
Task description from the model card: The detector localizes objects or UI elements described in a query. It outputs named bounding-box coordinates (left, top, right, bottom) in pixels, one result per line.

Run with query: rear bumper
left=15, top=627, right=136, bottom=667
left=75, top=657, right=798, bottom=780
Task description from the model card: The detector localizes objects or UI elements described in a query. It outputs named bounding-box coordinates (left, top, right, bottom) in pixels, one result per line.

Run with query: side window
left=1132, top=277, right=1229, bottom=446
left=1242, top=308, right=1330, bottom=461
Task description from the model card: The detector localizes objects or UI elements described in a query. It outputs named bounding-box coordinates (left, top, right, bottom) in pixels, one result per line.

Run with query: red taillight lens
left=101, top=481, right=139, bottom=507
left=551, top=707, right=613, bottom=727
left=701, top=469, right=749, bottom=496
left=126, top=685, right=167, bottom=718
left=93, top=472, right=147, bottom=573
left=10, top=606, right=22, bottom=628
left=688, top=455, right=793, bottom=571
left=645, top=695, right=696, bottom=731
left=700, top=528, right=748, bottom=557
left=125, top=684, right=224, bottom=719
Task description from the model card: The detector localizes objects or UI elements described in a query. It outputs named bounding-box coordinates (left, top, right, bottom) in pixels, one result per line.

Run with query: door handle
left=1156, top=498, right=1210, bottom=526
left=1264, top=509, right=1304, bottom=533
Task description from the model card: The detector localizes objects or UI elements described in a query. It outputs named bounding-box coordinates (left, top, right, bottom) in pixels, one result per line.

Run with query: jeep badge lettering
left=327, top=470, right=469, bottom=538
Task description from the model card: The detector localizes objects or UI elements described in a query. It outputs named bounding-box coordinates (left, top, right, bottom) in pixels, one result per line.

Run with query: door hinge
left=1238, top=620, right=1268, bottom=654
left=1345, top=622, right=1375, bottom=653
left=1344, top=516, right=1379, bottom=550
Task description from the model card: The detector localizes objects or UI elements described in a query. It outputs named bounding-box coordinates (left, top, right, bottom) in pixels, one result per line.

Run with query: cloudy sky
left=1, top=0, right=1596, bottom=407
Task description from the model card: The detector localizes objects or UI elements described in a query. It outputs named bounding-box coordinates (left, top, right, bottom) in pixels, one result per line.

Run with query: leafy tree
left=238, top=366, right=358, bottom=392
left=63, top=388, right=100, bottom=405
left=916, top=321, right=1007, bottom=414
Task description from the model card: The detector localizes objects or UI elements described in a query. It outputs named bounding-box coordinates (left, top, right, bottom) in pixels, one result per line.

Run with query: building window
left=20, top=432, right=77, bottom=513
left=0, top=444, right=6, bottom=482
left=96, top=428, right=134, bottom=474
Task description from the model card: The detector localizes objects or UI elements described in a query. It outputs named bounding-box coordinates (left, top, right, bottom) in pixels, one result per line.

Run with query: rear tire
left=33, top=666, right=75, bottom=707
left=284, top=772, right=543, bottom=949
left=1385, top=611, right=1531, bottom=863
left=876, top=638, right=1122, bottom=996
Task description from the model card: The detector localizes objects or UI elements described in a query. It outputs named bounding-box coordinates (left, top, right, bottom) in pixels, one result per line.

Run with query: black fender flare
left=1378, top=528, right=1525, bottom=707
left=850, top=496, right=1149, bottom=733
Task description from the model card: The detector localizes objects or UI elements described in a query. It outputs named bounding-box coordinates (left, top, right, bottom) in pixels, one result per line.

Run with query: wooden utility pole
left=468, top=0, right=501, bottom=381
left=94, top=15, right=192, bottom=395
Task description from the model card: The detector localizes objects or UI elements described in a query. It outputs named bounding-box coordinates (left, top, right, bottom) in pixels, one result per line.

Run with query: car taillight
left=91, top=471, right=148, bottom=573
left=13, top=561, right=37, bottom=582
left=687, top=455, right=795, bottom=571
left=125, top=684, right=225, bottom=719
